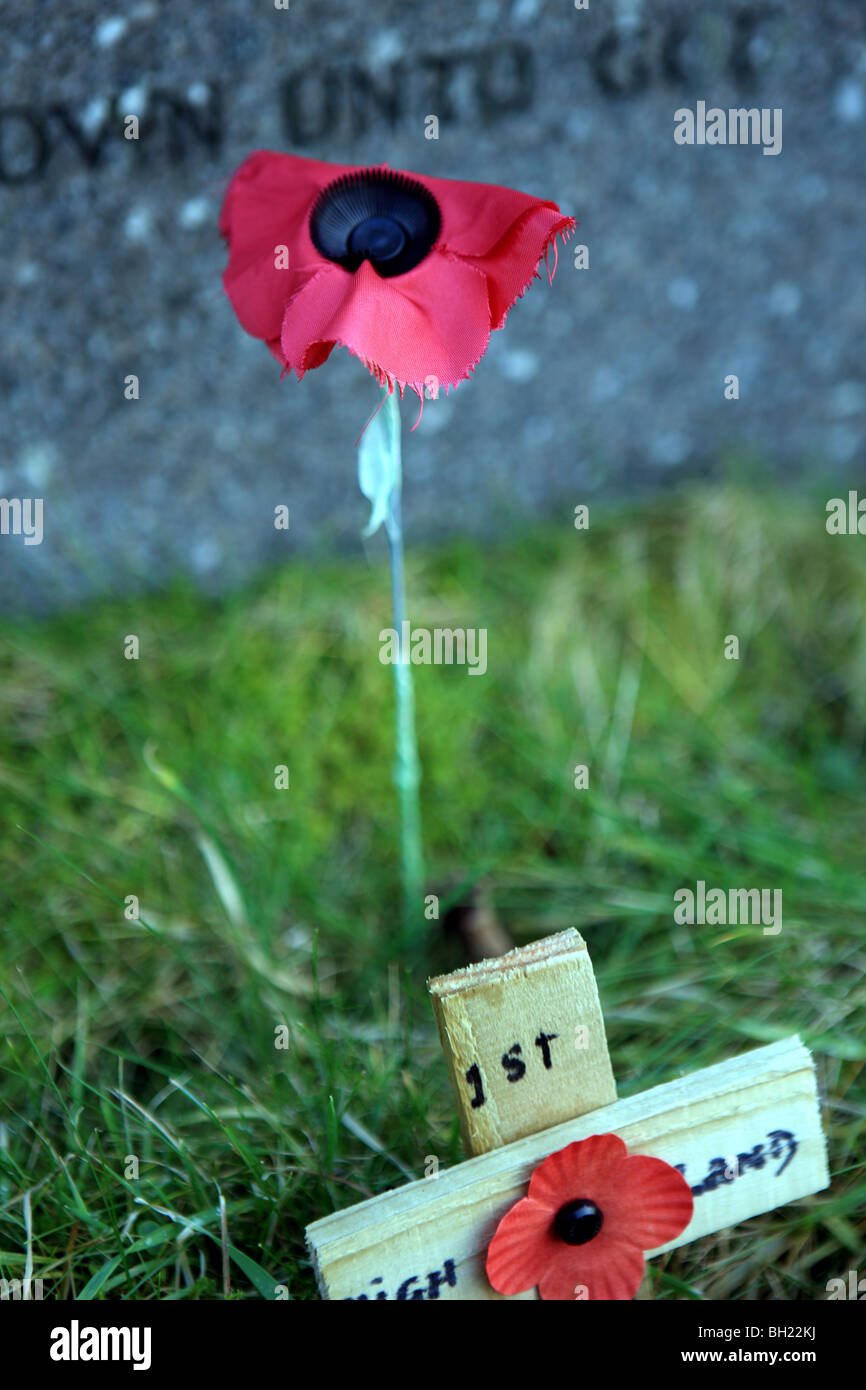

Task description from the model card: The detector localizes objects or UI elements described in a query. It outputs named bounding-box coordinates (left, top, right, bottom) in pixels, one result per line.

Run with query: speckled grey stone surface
left=1, top=0, right=864, bottom=610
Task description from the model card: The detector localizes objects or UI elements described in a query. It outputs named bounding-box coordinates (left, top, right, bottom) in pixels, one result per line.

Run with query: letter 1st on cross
left=306, top=930, right=829, bottom=1300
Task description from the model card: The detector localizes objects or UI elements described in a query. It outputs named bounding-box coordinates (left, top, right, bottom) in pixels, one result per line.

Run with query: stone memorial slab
left=1, top=1, right=864, bottom=609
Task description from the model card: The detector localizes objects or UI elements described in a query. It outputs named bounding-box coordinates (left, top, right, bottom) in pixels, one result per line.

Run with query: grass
left=0, top=482, right=864, bottom=1300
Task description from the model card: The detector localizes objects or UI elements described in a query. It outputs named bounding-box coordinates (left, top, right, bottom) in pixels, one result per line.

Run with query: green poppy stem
left=382, top=390, right=425, bottom=934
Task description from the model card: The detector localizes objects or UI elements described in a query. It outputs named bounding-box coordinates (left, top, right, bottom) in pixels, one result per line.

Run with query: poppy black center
left=348, top=216, right=407, bottom=264
left=553, top=1198, right=603, bottom=1245
left=309, top=168, right=441, bottom=278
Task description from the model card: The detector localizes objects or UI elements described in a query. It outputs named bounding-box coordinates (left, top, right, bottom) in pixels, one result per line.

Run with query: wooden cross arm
left=306, top=1035, right=828, bottom=1300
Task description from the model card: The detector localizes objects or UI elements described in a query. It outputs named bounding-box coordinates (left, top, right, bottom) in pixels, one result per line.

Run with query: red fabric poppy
left=486, top=1133, right=694, bottom=1301
left=219, top=151, right=576, bottom=399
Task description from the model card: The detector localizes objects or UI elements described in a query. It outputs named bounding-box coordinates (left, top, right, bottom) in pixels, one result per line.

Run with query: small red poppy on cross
left=219, top=151, right=576, bottom=401
left=486, top=1132, right=694, bottom=1301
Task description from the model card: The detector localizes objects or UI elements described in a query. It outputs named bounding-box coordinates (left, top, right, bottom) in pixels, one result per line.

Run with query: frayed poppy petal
left=278, top=254, right=492, bottom=394
left=537, top=1237, right=646, bottom=1302
left=417, top=170, right=564, bottom=259
left=459, top=206, right=576, bottom=331
left=527, top=1134, right=629, bottom=1209
left=220, top=151, right=367, bottom=339
left=220, top=150, right=361, bottom=267
left=486, top=1197, right=559, bottom=1296
left=223, top=255, right=317, bottom=343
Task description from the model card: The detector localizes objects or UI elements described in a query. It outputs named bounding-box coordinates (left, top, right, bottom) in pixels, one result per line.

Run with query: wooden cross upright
left=306, top=929, right=829, bottom=1300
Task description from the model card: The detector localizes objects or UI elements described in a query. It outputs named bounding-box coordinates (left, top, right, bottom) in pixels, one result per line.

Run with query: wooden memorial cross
left=306, top=929, right=829, bottom=1300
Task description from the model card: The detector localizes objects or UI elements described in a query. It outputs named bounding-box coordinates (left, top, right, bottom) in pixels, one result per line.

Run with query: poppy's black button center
left=309, top=169, right=440, bottom=277
left=553, top=1198, right=603, bottom=1245
left=348, top=216, right=407, bottom=265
